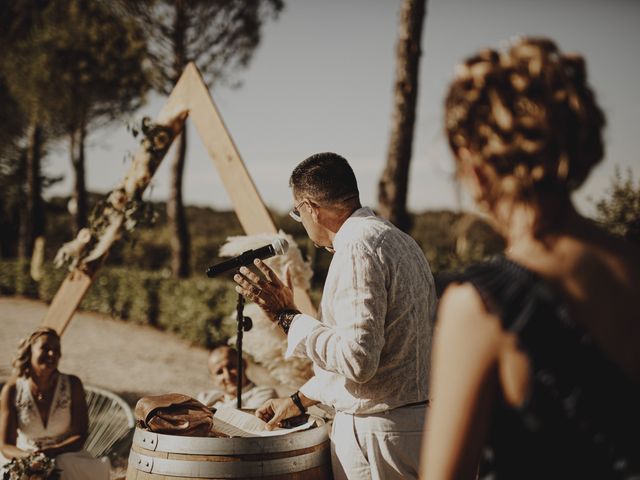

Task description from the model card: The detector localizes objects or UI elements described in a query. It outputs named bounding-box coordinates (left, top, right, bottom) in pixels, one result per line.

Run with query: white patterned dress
left=1, top=374, right=109, bottom=479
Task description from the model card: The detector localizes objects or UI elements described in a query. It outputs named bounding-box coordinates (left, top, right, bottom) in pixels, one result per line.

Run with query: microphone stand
left=235, top=272, right=253, bottom=410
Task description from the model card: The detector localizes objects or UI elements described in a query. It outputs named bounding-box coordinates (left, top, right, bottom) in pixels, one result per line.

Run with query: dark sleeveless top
left=442, top=256, right=640, bottom=479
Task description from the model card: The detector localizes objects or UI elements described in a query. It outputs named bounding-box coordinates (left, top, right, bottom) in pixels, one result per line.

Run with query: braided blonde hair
left=12, top=327, right=60, bottom=378
left=445, top=37, right=605, bottom=204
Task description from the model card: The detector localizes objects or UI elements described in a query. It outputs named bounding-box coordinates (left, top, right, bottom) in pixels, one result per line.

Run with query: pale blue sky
left=45, top=0, right=640, bottom=216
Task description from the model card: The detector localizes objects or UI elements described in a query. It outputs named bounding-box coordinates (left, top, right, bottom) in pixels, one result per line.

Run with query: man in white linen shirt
left=233, top=152, right=436, bottom=479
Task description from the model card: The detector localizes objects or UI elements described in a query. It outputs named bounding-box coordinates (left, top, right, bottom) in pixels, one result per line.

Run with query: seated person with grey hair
left=197, top=346, right=277, bottom=410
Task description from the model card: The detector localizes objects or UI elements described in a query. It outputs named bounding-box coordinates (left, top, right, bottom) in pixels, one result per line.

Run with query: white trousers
left=330, top=403, right=427, bottom=480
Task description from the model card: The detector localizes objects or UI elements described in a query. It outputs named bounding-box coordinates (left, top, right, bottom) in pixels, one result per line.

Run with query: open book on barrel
left=212, top=408, right=316, bottom=437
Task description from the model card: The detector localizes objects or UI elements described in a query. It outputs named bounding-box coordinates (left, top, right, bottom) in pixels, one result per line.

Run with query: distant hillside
left=29, top=194, right=505, bottom=287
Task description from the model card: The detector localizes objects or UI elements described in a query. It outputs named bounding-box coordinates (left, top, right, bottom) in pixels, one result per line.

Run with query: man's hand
left=255, top=397, right=301, bottom=430
left=233, top=259, right=296, bottom=322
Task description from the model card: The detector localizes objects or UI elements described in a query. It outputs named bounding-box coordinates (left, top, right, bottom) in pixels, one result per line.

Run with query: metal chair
left=84, top=385, right=135, bottom=458
left=0, top=381, right=133, bottom=458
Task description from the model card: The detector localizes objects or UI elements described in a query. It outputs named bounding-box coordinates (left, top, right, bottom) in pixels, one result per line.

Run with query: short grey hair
left=289, top=152, right=360, bottom=206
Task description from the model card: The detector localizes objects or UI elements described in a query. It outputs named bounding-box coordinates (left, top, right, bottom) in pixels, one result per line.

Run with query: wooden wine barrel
left=125, top=422, right=332, bottom=479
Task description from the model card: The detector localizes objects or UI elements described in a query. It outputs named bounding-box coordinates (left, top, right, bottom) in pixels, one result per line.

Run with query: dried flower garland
left=54, top=113, right=186, bottom=271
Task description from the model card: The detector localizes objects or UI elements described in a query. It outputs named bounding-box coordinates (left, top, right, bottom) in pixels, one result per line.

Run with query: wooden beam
left=41, top=73, right=192, bottom=334
left=184, top=63, right=316, bottom=315
left=41, top=62, right=315, bottom=335
left=41, top=269, right=94, bottom=335
left=184, top=63, right=276, bottom=235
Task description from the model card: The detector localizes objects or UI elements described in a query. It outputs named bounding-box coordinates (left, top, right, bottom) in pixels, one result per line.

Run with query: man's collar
left=222, top=382, right=255, bottom=401
left=332, top=207, right=375, bottom=252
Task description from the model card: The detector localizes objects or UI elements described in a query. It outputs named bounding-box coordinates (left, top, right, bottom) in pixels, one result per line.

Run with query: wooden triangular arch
left=42, top=63, right=315, bottom=334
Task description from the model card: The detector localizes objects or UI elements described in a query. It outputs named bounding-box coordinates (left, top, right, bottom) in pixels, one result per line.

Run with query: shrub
left=0, top=260, right=237, bottom=348
left=595, top=167, right=640, bottom=243
left=162, top=275, right=236, bottom=347
left=0, top=260, right=19, bottom=295
left=0, top=260, right=38, bottom=297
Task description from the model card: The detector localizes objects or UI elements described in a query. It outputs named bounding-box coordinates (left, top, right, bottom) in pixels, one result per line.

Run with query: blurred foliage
left=0, top=1, right=54, bottom=259
left=0, top=0, right=151, bottom=251
left=6, top=194, right=506, bottom=282
left=412, top=210, right=505, bottom=274
left=53, top=1, right=149, bottom=129
left=0, top=259, right=236, bottom=348
left=0, top=193, right=508, bottom=345
left=115, top=0, right=285, bottom=94
left=2, top=0, right=149, bottom=133
left=594, top=167, right=640, bottom=243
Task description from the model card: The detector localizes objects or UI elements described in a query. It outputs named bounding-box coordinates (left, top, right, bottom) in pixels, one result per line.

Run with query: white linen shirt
left=287, top=207, right=436, bottom=414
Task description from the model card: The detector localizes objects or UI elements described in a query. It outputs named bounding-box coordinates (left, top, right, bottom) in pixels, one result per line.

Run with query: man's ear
left=308, top=201, right=320, bottom=223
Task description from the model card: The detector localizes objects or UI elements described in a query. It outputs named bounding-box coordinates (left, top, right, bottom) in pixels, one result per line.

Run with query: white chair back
left=84, top=385, right=135, bottom=458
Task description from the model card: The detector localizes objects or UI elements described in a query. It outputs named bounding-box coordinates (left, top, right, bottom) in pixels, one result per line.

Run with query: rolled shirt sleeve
left=285, top=314, right=320, bottom=359
left=298, top=375, right=325, bottom=404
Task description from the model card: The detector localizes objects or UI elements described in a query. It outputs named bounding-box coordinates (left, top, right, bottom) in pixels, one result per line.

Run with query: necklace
left=29, top=375, right=56, bottom=403
left=30, top=383, right=47, bottom=402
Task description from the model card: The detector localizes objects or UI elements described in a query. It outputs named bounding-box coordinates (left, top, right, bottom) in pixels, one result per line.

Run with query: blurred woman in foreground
left=421, top=37, right=640, bottom=479
left=0, top=327, right=109, bottom=479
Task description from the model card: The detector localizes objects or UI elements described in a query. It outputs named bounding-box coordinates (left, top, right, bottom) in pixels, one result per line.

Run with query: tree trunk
left=168, top=0, right=191, bottom=278
left=1, top=150, right=25, bottom=258
left=19, top=120, right=44, bottom=259
left=377, top=0, right=427, bottom=232
left=70, top=122, right=88, bottom=231
left=0, top=190, right=7, bottom=258
left=168, top=131, right=191, bottom=277
left=2, top=192, right=22, bottom=259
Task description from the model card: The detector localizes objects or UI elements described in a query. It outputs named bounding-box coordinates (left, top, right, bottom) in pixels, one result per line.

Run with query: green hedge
left=0, top=260, right=236, bottom=349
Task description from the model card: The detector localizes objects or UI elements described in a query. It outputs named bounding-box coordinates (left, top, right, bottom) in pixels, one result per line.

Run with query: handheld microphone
left=206, top=238, right=289, bottom=277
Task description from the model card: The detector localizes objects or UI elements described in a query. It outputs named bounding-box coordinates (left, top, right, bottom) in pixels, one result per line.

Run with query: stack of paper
left=212, top=408, right=316, bottom=437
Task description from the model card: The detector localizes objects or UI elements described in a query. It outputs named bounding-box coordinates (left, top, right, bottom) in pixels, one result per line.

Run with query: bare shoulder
left=561, top=222, right=640, bottom=378
left=439, top=282, right=498, bottom=327
left=437, top=283, right=504, bottom=354
left=570, top=226, right=640, bottom=308
left=0, top=379, right=17, bottom=404
left=1, top=379, right=17, bottom=396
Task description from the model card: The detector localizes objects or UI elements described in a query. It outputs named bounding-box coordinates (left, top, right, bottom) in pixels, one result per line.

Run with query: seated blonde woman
left=0, top=327, right=109, bottom=479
